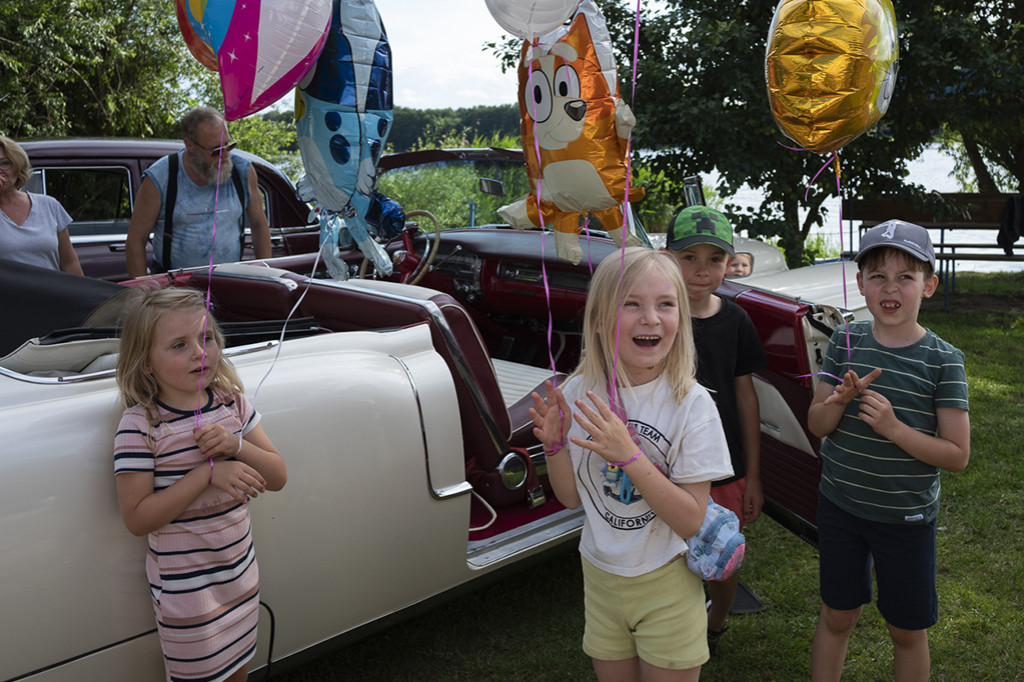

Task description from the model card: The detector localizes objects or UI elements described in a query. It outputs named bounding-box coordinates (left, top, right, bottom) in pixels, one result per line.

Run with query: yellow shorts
left=581, top=556, right=709, bottom=670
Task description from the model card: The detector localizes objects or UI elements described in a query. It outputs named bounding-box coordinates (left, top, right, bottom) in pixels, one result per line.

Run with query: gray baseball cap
left=855, top=220, right=936, bottom=270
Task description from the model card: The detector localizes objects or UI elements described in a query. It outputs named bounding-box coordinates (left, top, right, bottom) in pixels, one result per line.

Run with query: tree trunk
left=963, top=135, right=998, bottom=192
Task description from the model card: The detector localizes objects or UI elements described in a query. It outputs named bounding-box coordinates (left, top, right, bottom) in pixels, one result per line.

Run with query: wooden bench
left=845, top=193, right=1017, bottom=310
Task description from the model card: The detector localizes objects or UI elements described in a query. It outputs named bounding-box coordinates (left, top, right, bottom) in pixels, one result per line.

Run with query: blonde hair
left=0, top=136, right=32, bottom=190
left=573, top=247, right=696, bottom=403
left=116, top=287, right=243, bottom=410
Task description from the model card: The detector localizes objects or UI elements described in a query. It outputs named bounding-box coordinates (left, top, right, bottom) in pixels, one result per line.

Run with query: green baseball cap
left=666, top=206, right=735, bottom=256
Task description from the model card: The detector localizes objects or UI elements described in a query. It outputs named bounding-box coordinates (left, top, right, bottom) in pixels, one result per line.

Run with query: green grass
left=272, top=272, right=1024, bottom=681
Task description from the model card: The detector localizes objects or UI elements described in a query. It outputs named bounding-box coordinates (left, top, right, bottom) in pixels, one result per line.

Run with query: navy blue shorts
left=817, top=494, right=938, bottom=631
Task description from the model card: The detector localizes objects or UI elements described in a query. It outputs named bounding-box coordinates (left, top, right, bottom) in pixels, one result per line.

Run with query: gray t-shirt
left=0, top=192, right=72, bottom=271
left=144, top=150, right=252, bottom=270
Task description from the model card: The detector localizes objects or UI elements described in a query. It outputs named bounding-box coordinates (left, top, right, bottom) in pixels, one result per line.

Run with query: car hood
left=742, top=260, right=870, bottom=321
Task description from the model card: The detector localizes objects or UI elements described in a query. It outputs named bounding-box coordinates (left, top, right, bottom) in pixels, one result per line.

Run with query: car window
left=28, top=166, right=133, bottom=237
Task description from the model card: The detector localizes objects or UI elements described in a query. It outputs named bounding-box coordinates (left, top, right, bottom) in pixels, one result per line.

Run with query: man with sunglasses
left=125, top=107, right=271, bottom=277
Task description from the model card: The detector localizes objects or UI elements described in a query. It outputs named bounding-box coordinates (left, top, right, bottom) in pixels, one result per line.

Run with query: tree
left=388, top=104, right=519, bottom=152
left=896, top=0, right=1023, bottom=192
left=630, top=0, right=944, bottom=266
left=490, top=0, right=1024, bottom=265
left=0, top=0, right=219, bottom=139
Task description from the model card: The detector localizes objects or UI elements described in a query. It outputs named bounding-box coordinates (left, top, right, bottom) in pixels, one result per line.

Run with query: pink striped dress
left=114, top=388, right=261, bottom=682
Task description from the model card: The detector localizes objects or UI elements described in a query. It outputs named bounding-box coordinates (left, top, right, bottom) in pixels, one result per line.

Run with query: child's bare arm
left=116, top=459, right=265, bottom=537
left=858, top=393, right=971, bottom=472
left=529, top=381, right=581, bottom=509
left=735, top=374, right=763, bottom=523
left=808, top=379, right=845, bottom=438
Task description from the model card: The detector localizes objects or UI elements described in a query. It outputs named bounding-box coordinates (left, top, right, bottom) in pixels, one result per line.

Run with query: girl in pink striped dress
left=114, top=288, right=287, bottom=682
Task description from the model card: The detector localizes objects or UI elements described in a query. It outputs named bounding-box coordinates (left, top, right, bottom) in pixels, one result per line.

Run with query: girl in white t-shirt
left=531, top=247, right=732, bottom=681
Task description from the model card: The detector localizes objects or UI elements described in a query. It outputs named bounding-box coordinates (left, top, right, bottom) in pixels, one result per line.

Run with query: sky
left=374, top=0, right=519, bottom=109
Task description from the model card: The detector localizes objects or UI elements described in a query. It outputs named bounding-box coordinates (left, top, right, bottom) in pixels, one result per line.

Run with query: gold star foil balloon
left=765, top=0, right=899, bottom=154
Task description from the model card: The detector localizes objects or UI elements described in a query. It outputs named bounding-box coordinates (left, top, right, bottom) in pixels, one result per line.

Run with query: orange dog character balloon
left=498, top=0, right=644, bottom=264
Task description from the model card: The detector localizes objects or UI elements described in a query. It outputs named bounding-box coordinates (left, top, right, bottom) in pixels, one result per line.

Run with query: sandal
left=707, top=625, right=729, bottom=655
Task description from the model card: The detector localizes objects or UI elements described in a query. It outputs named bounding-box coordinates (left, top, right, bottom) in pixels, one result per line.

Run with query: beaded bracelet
left=544, top=438, right=568, bottom=457
left=611, top=450, right=643, bottom=468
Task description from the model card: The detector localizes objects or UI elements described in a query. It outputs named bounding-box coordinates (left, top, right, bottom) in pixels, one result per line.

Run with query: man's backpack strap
left=160, top=152, right=179, bottom=272
left=230, top=162, right=245, bottom=256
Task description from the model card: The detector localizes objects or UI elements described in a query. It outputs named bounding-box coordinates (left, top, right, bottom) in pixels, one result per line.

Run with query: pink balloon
left=179, top=0, right=333, bottom=120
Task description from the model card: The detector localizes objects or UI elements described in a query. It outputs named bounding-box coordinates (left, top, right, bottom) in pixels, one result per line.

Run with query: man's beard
left=192, top=152, right=234, bottom=185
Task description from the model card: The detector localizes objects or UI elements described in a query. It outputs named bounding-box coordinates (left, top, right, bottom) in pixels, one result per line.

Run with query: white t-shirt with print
left=561, top=373, right=733, bottom=577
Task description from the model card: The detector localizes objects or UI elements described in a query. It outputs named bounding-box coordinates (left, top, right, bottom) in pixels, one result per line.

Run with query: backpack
left=685, top=497, right=745, bottom=581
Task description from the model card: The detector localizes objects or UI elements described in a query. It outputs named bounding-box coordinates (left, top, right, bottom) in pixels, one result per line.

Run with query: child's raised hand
left=823, top=367, right=882, bottom=407
left=194, top=423, right=242, bottom=459
left=529, top=380, right=572, bottom=454
left=571, top=391, right=639, bottom=465
left=210, top=459, right=266, bottom=503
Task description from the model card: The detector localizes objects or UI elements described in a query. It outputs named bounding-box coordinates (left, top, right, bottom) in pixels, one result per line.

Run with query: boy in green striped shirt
left=807, top=220, right=971, bottom=681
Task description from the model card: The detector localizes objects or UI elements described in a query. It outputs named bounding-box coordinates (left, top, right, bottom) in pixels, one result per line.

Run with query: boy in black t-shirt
left=663, top=206, right=768, bottom=654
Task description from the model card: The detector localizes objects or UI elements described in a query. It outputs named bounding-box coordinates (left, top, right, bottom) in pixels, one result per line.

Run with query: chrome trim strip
left=0, top=341, right=279, bottom=385
left=389, top=353, right=473, bottom=501
left=203, top=267, right=300, bottom=290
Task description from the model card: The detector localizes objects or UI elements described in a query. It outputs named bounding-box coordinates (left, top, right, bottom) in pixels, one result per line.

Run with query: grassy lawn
left=272, top=271, right=1024, bottom=681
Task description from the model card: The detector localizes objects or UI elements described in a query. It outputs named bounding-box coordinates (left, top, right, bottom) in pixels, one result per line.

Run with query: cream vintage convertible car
left=1, top=150, right=866, bottom=679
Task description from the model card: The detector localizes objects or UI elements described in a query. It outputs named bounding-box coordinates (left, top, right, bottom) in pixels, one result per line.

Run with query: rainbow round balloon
left=175, top=0, right=332, bottom=120
left=765, top=0, right=899, bottom=154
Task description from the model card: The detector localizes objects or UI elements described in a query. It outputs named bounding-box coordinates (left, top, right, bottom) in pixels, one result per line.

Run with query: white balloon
left=483, top=0, right=581, bottom=38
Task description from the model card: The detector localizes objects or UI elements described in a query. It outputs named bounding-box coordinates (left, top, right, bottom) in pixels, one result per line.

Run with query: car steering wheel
left=359, top=209, right=442, bottom=285
left=401, top=210, right=442, bottom=285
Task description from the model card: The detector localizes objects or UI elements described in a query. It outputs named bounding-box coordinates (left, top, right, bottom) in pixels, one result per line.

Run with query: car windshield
left=376, top=155, right=651, bottom=247
left=377, top=158, right=530, bottom=229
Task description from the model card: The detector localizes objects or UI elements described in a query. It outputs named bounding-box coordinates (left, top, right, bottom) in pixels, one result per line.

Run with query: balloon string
left=606, top=0, right=647, bottom=411
left=195, top=127, right=227, bottom=429
left=524, top=38, right=566, bottom=438
left=610, top=0, right=645, bottom=412
left=618, top=0, right=642, bottom=241
left=797, top=149, right=853, bottom=370
left=249, top=246, right=323, bottom=407
left=777, top=141, right=807, bottom=153
left=526, top=40, right=560, bottom=388
left=804, top=151, right=837, bottom=201
left=833, top=154, right=852, bottom=360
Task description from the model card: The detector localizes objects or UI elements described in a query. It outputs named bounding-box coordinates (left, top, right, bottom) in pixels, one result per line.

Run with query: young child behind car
left=530, top=247, right=733, bottom=681
left=663, top=206, right=768, bottom=654
left=114, top=287, right=287, bottom=682
left=807, top=220, right=970, bottom=681
left=728, top=251, right=753, bottom=278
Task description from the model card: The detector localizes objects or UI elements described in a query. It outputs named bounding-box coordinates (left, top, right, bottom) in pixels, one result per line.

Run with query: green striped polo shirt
left=818, top=321, right=969, bottom=524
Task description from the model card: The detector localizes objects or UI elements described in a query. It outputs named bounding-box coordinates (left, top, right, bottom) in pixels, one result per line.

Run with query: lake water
left=710, top=146, right=1021, bottom=273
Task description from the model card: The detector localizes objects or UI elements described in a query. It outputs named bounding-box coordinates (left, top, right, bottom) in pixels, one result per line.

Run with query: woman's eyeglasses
left=189, top=139, right=238, bottom=156
left=0, top=159, right=13, bottom=170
